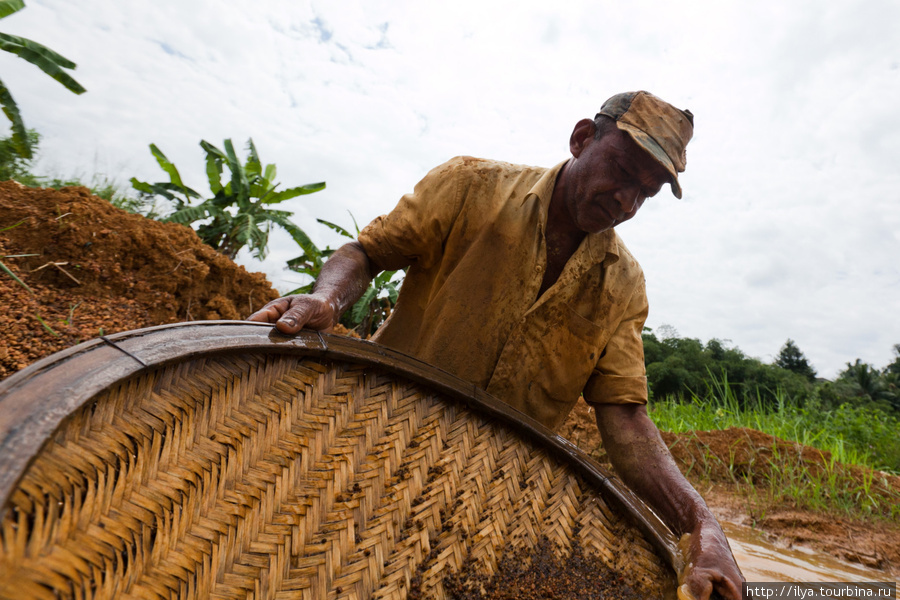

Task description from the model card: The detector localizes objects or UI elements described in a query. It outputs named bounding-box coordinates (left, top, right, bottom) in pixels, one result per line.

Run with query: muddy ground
left=2, top=182, right=898, bottom=578
left=559, top=401, right=900, bottom=576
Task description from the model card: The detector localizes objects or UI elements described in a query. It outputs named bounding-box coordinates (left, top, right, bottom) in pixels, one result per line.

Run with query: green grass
left=650, top=374, right=900, bottom=472
left=649, top=374, right=900, bottom=521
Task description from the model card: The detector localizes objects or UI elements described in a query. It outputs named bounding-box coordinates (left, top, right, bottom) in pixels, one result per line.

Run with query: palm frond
left=0, top=33, right=85, bottom=94
left=316, top=218, right=354, bottom=239
left=0, top=75, right=28, bottom=157
left=0, top=1, right=25, bottom=20
left=163, top=204, right=209, bottom=224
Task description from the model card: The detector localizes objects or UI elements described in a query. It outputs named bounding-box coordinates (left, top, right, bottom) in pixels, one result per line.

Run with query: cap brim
left=616, top=122, right=683, bottom=199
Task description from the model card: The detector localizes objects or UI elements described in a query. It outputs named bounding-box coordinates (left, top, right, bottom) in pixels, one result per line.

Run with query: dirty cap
left=597, top=91, right=694, bottom=198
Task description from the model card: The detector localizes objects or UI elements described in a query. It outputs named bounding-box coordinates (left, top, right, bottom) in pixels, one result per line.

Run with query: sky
left=2, top=0, right=898, bottom=378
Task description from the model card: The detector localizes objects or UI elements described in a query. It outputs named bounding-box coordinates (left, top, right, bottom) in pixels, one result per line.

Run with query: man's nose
left=614, top=186, right=642, bottom=213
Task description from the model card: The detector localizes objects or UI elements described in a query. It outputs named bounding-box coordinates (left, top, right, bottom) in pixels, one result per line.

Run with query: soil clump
left=0, top=181, right=279, bottom=379
left=411, top=531, right=641, bottom=600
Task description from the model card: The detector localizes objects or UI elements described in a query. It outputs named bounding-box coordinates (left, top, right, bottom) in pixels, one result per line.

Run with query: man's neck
left=538, top=162, right=587, bottom=297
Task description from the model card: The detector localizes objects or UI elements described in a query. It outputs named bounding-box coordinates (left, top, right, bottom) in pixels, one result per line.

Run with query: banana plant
left=0, top=0, right=86, bottom=158
left=131, top=138, right=325, bottom=260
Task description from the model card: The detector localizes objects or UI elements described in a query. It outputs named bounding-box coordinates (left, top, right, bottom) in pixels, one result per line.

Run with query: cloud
left=5, top=0, right=898, bottom=378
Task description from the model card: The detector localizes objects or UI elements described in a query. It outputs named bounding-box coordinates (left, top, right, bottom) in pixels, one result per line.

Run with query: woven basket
left=0, top=322, right=681, bottom=600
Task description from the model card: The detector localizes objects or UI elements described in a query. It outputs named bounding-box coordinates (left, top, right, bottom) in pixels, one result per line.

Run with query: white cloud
left=2, top=0, right=898, bottom=377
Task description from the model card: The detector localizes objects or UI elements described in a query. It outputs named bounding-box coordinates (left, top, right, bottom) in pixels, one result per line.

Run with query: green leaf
left=199, top=139, right=228, bottom=161
left=264, top=208, right=294, bottom=220
left=246, top=138, right=260, bottom=167
left=244, top=138, right=262, bottom=178
left=0, top=258, right=32, bottom=294
left=132, top=179, right=200, bottom=203
left=0, top=218, right=25, bottom=233
left=350, top=287, right=377, bottom=324
left=263, top=163, right=276, bottom=184
left=286, top=255, right=318, bottom=273
left=0, top=76, right=29, bottom=157
left=0, top=1, right=25, bottom=20
left=223, top=138, right=250, bottom=205
left=373, top=270, right=395, bottom=286
left=148, top=143, right=186, bottom=187
left=316, top=218, right=354, bottom=239
left=205, top=153, right=224, bottom=194
left=0, top=33, right=85, bottom=94
left=35, top=313, right=60, bottom=337
left=227, top=211, right=269, bottom=259
left=347, top=210, right=361, bottom=235
left=263, top=181, right=326, bottom=204
left=279, top=219, right=320, bottom=258
left=164, top=204, right=209, bottom=224
left=129, top=177, right=155, bottom=195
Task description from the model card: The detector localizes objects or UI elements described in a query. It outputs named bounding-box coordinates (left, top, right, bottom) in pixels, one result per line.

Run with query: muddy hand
left=677, top=530, right=744, bottom=600
left=247, top=293, right=336, bottom=335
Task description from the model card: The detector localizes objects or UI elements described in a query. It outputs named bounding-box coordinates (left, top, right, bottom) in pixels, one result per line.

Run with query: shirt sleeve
left=357, top=157, right=466, bottom=271
left=582, top=276, right=650, bottom=406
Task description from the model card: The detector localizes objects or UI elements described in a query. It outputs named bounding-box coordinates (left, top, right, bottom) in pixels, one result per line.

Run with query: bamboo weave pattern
left=1, top=353, right=670, bottom=599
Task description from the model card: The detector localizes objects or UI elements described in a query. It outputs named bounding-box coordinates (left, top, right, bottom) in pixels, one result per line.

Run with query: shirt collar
left=527, top=159, right=621, bottom=267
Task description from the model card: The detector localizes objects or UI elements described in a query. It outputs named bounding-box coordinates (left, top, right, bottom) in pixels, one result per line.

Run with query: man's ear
left=569, top=118, right=596, bottom=158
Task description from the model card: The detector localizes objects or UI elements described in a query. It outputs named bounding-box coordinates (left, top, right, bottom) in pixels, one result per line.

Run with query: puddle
left=721, top=521, right=893, bottom=582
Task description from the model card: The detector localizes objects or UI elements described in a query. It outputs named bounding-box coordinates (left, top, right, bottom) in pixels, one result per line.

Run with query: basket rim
left=0, top=320, right=682, bottom=574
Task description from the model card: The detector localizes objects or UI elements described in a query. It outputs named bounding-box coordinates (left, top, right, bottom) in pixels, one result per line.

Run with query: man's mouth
left=597, top=200, right=619, bottom=225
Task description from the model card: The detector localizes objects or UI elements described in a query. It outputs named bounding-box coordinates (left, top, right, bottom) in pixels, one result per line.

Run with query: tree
left=642, top=330, right=813, bottom=408
left=838, top=358, right=899, bottom=412
left=774, top=339, right=817, bottom=382
left=0, top=0, right=85, bottom=158
left=884, top=344, right=900, bottom=378
left=131, top=138, right=325, bottom=260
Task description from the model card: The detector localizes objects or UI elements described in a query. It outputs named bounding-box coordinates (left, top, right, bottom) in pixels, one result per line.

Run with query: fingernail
left=282, top=317, right=296, bottom=327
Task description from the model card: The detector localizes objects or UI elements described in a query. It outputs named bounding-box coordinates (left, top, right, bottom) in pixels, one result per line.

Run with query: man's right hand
left=246, top=240, right=382, bottom=336
left=247, top=293, right=337, bottom=335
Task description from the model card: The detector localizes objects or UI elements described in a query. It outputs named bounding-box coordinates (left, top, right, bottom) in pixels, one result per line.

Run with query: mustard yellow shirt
left=358, top=156, right=649, bottom=430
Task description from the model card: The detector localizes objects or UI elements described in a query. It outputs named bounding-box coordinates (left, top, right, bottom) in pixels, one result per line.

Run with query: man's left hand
left=677, top=523, right=744, bottom=600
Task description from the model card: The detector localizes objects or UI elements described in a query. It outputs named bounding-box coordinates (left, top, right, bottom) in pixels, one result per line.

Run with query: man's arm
left=594, top=403, right=743, bottom=600
left=248, top=241, right=381, bottom=334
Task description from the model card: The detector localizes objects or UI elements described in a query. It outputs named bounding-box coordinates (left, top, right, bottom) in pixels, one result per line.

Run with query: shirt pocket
left=487, top=302, right=611, bottom=430
left=555, top=304, right=611, bottom=385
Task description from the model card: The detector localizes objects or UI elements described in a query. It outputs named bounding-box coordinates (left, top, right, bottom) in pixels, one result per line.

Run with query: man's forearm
left=594, top=403, right=743, bottom=600
left=594, top=403, right=706, bottom=533
left=312, top=241, right=381, bottom=319
left=247, top=240, right=381, bottom=333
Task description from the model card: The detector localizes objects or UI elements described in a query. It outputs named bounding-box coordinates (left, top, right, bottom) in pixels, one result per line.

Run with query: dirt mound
left=0, top=181, right=279, bottom=379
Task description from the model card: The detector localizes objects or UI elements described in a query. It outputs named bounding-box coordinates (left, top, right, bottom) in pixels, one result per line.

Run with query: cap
left=597, top=91, right=694, bottom=198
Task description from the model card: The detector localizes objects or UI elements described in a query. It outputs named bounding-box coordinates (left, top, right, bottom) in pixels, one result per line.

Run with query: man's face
left=564, top=124, right=673, bottom=234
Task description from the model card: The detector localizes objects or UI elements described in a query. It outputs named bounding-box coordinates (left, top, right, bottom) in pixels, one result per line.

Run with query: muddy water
left=722, top=522, right=891, bottom=582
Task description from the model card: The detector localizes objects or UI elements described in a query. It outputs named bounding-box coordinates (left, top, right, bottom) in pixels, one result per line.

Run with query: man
left=249, top=91, right=744, bottom=600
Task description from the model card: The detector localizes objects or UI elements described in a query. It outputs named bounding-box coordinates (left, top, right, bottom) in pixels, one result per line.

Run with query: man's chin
left=579, top=219, right=615, bottom=235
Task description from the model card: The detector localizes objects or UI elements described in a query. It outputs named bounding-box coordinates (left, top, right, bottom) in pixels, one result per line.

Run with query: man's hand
left=248, top=293, right=337, bottom=335
left=246, top=240, right=381, bottom=336
left=677, top=525, right=744, bottom=600
left=593, top=403, right=744, bottom=600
